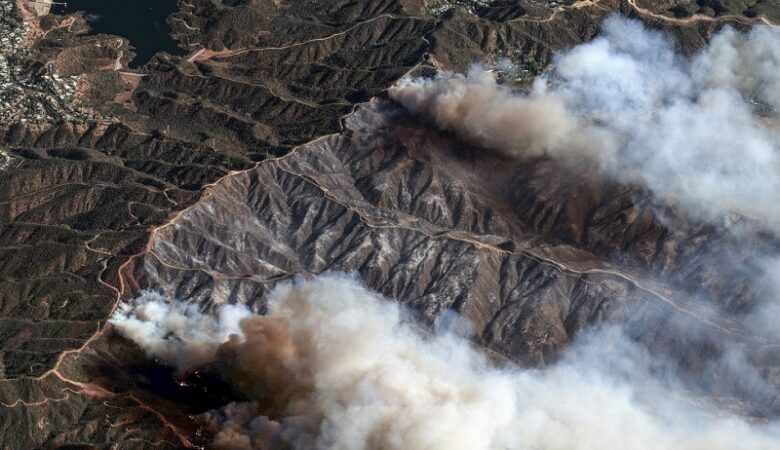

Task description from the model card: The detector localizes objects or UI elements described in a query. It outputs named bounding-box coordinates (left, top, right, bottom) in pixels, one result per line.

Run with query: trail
left=184, top=12, right=421, bottom=62
left=273, top=163, right=749, bottom=341
left=0, top=186, right=200, bottom=444
left=625, top=0, right=777, bottom=27
left=507, top=0, right=777, bottom=27
left=129, top=394, right=195, bottom=448
left=174, top=65, right=323, bottom=107
left=6, top=0, right=777, bottom=433
left=41, top=16, right=75, bottom=39
left=137, top=87, right=761, bottom=348
left=508, top=0, right=608, bottom=25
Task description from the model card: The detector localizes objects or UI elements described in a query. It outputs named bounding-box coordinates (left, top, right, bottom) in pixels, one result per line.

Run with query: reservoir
left=53, top=0, right=187, bottom=68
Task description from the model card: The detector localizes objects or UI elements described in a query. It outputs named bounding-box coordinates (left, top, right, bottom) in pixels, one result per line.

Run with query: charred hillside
left=0, top=0, right=778, bottom=448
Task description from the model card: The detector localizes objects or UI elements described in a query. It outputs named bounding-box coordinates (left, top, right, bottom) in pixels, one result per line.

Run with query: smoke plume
left=110, top=290, right=250, bottom=372
left=111, top=274, right=780, bottom=449
left=390, top=17, right=780, bottom=225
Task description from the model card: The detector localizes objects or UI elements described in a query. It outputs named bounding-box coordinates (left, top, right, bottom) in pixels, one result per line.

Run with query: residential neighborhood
left=0, top=0, right=94, bottom=123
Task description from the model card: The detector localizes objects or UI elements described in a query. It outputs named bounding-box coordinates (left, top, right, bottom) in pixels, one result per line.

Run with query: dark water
left=53, top=0, right=187, bottom=68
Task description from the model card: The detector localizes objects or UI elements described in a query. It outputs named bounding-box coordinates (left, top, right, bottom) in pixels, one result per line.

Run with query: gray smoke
left=390, top=17, right=780, bottom=225
left=110, top=274, right=780, bottom=450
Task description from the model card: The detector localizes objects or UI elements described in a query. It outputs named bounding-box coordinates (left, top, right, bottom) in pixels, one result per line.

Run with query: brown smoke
left=216, top=315, right=312, bottom=415
left=389, top=66, right=575, bottom=158
left=111, top=274, right=780, bottom=449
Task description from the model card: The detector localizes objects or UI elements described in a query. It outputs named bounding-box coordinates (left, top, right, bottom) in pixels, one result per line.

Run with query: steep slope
left=133, top=100, right=780, bottom=418
left=0, top=0, right=777, bottom=447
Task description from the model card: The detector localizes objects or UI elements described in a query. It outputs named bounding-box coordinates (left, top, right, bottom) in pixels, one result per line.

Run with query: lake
left=53, top=0, right=187, bottom=68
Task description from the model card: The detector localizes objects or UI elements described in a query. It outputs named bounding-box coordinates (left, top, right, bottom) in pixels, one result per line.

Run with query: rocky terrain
left=0, top=0, right=779, bottom=448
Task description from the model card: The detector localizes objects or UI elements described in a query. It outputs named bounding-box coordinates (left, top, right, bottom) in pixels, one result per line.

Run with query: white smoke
left=743, top=255, right=780, bottom=342
left=390, top=17, right=780, bottom=225
left=110, top=274, right=780, bottom=450
left=110, top=290, right=251, bottom=372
